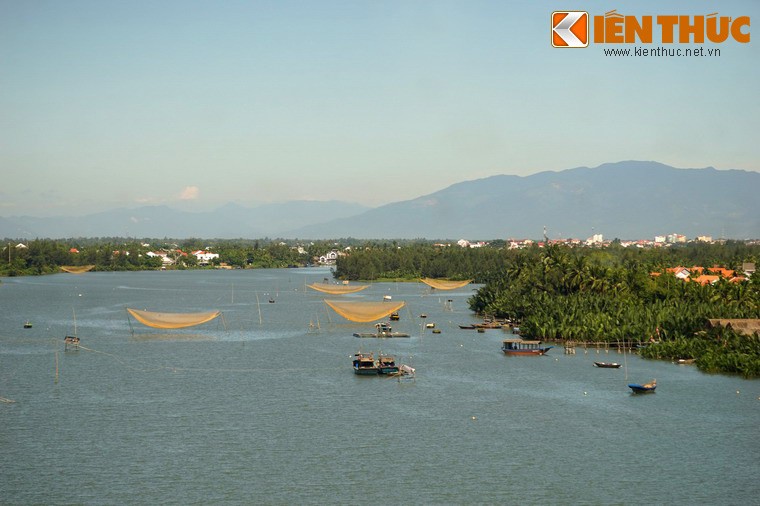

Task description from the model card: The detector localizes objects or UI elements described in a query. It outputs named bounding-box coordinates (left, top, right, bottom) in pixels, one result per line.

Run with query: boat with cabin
left=501, top=338, right=553, bottom=356
left=353, top=322, right=410, bottom=338
left=377, top=354, right=400, bottom=375
left=353, top=352, right=378, bottom=375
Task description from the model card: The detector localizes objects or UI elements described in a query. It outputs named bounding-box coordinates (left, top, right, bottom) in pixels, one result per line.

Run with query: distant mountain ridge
left=1, top=161, right=758, bottom=240
left=285, top=161, right=759, bottom=240
left=0, top=201, right=370, bottom=239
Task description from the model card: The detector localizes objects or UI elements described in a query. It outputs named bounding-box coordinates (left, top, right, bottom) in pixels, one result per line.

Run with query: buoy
left=584, top=392, right=587, bottom=396
left=471, top=416, right=477, bottom=420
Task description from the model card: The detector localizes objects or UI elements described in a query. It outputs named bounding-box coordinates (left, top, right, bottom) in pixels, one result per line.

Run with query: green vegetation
left=462, top=243, right=759, bottom=377
left=334, top=242, right=491, bottom=281
left=0, top=238, right=343, bottom=276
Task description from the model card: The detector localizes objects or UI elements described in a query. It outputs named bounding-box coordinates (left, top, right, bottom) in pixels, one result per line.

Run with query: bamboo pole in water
left=54, top=338, right=59, bottom=384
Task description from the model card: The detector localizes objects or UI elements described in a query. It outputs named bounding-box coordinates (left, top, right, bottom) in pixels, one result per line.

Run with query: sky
left=1, top=0, right=758, bottom=217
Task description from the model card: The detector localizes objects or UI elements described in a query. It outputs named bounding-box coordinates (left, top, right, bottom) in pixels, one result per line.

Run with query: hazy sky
left=1, top=0, right=758, bottom=216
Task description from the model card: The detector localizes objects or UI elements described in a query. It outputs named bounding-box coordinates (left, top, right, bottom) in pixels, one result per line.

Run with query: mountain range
left=2, top=161, right=758, bottom=240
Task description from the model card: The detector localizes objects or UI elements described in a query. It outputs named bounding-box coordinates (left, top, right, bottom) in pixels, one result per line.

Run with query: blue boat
left=628, top=379, right=656, bottom=393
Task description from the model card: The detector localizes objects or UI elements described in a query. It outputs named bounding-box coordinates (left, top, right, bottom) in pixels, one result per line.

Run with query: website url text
left=603, top=46, right=721, bottom=57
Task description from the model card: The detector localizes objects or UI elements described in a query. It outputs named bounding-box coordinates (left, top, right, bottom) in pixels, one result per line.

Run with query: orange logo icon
left=552, top=11, right=589, bottom=47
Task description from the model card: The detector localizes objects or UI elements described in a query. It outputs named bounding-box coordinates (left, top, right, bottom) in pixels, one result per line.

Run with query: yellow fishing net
left=127, top=308, right=222, bottom=329
left=307, top=283, right=369, bottom=294
left=324, top=300, right=406, bottom=323
left=420, top=278, right=471, bottom=290
left=61, top=265, right=95, bottom=274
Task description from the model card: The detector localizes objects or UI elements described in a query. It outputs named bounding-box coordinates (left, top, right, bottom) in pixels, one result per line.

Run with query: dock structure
left=64, top=336, right=80, bottom=351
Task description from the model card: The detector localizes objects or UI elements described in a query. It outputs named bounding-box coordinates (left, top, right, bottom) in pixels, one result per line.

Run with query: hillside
left=286, top=161, right=759, bottom=240
left=2, top=161, right=758, bottom=240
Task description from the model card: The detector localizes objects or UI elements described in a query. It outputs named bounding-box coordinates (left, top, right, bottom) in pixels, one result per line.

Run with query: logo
left=552, top=11, right=589, bottom=47
left=551, top=9, right=750, bottom=47
left=592, top=10, right=750, bottom=44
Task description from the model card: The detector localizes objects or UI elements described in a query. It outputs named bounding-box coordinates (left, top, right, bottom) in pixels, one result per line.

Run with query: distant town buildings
left=498, top=232, right=741, bottom=250
left=650, top=265, right=748, bottom=284
left=457, top=239, right=487, bottom=248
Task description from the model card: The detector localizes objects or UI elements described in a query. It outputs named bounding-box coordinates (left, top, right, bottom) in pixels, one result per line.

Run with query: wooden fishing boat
left=352, top=322, right=410, bottom=338
left=458, top=324, right=476, bottom=330
left=628, top=379, right=657, bottom=393
left=376, top=354, right=399, bottom=375
left=594, top=361, right=622, bottom=368
left=501, top=339, right=553, bottom=356
left=474, top=320, right=507, bottom=329
left=353, top=352, right=378, bottom=375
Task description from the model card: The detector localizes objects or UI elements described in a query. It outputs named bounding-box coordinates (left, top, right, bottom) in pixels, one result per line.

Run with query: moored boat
left=501, top=338, right=553, bottom=356
left=594, top=361, right=622, bottom=368
left=377, top=354, right=399, bottom=375
left=628, top=379, right=657, bottom=393
left=475, top=320, right=507, bottom=329
left=353, top=352, right=378, bottom=375
left=352, top=321, right=410, bottom=338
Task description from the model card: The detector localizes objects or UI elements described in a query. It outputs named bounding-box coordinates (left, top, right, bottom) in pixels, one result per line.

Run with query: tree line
left=0, top=238, right=343, bottom=276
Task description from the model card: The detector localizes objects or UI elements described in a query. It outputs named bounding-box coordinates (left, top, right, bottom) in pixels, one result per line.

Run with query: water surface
left=1, top=269, right=758, bottom=504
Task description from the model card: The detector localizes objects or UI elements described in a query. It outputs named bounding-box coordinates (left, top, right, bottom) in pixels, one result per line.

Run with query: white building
left=586, top=234, right=604, bottom=246
left=146, top=251, right=174, bottom=266
left=318, top=251, right=339, bottom=264
left=192, top=250, right=220, bottom=265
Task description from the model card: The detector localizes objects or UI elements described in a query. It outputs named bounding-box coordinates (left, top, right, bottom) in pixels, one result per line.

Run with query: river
left=1, top=268, right=758, bottom=504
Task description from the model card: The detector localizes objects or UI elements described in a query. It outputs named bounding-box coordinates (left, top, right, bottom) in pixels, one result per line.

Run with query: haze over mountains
left=1, top=161, right=758, bottom=240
